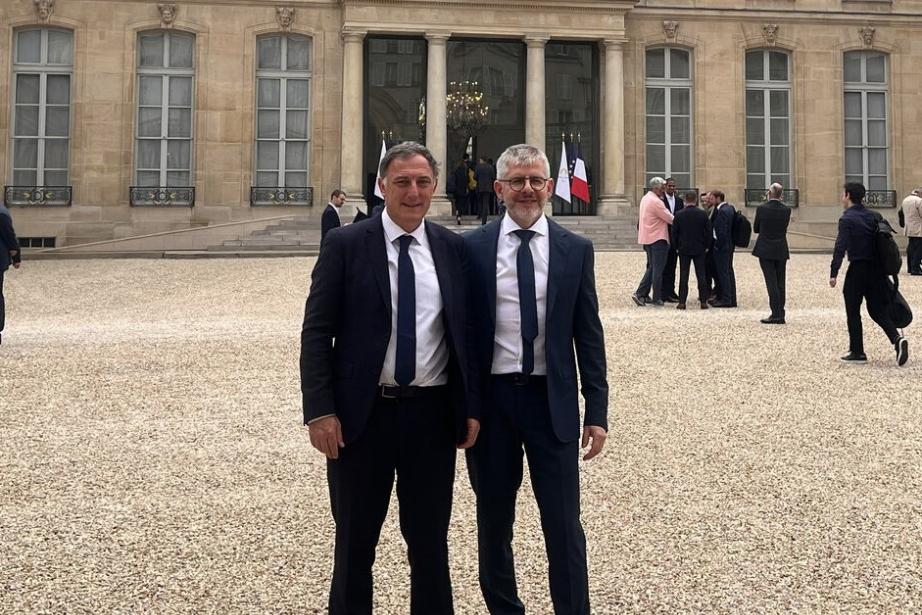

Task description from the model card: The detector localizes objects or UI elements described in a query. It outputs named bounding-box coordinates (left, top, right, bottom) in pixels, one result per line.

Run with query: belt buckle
left=380, top=385, right=398, bottom=399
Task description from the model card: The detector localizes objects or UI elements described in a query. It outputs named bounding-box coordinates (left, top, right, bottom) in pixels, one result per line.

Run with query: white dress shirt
left=379, top=209, right=448, bottom=387
left=665, top=193, right=677, bottom=214
left=491, top=214, right=549, bottom=375
left=328, top=203, right=342, bottom=222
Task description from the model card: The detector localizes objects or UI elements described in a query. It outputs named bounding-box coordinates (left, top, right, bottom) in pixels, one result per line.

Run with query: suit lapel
left=366, top=217, right=392, bottom=320
left=546, top=219, right=570, bottom=320
left=486, top=221, right=501, bottom=329
left=426, top=223, right=454, bottom=322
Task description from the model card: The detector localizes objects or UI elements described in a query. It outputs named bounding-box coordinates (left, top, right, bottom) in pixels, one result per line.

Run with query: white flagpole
left=373, top=139, right=387, bottom=199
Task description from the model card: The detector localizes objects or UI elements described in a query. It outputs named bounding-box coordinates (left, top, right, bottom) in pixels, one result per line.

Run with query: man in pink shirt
left=631, top=177, right=675, bottom=306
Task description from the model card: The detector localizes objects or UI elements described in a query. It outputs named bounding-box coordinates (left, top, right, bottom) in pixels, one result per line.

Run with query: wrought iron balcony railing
left=3, top=185, right=72, bottom=207
left=744, top=188, right=799, bottom=208
left=129, top=186, right=195, bottom=207
left=250, top=186, right=313, bottom=207
left=865, top=190, right=897, bottom=208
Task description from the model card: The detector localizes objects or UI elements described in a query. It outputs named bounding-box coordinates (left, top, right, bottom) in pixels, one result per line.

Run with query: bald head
left=769, top=183, right=783, bottom=199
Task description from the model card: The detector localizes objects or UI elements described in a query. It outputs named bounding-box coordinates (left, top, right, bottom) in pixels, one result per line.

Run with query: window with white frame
left=255, top=33, right=312, bottom=188
left=11, top=28, right=73, bottom=187
left=745, top=49, right=792, bottom=189
left=645, top=47, right=692, bottom=189
left=844, top=51, right=889, bottom=190
left=135, top=30, right=195, bottom=187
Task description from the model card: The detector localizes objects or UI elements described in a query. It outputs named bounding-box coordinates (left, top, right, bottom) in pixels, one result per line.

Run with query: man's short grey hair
left=649, top=177, right=666, bottom=189
left=379, top=141, right=439, bottom=178
left=769, top=182, right=784, bottom=198
left=496, top=144, right=550, bottom=179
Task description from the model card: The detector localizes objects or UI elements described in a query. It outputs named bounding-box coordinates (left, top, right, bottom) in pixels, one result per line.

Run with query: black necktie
left=514, top=230, right=538, bottom=375
left=395, top=235, right=416, bottom=386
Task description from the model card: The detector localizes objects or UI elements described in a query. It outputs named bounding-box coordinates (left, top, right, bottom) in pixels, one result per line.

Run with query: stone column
left=426, top=32, right=451, bottom=216
left=597, top=38, right=630, bottom=218
left=525, top=35, right=549, bottom=153
left=340, top=29, right=366, bottom=215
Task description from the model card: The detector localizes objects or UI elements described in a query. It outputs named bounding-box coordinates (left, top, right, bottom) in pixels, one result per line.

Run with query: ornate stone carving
left=662, top=20, right=679, bottom=42
left=34, top=0, right=54, bottom=23
left=761, top=23, right=779, bottom=46
left=859, top=26, right=876, bottom=47
left=158, top=4, right=178, bottom=28
left=276, top=6, right=295, bottom=32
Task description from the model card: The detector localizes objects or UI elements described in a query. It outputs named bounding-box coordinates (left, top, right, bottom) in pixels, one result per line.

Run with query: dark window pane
left=670, top=49, right=690, bottom=79
left=768, top=52, right=788, bottom=81
left=866, top=53, right=886, bottom=83
left=646, top=48, right=665, bottom=78
left=746, top=51, right=763, bottom=81
left=746, top=90, right=764, bottom=116
left=258, top=36, right=282, bottom=69
left=169, top=33, right=194, bottom=68
left=670, top=88, right=690, bottom=115
left=139, top=32, right=165, bottom=67
left=646, top=88, right=665, bottom=115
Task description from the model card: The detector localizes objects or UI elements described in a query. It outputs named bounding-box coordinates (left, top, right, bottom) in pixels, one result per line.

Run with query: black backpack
left=871, top=211, right=902, bottom=276
left=732, top=208, right=752, bottom=248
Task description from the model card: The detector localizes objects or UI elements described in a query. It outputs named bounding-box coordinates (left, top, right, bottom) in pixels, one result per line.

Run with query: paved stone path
left=1, top=254, right=920, bottom=613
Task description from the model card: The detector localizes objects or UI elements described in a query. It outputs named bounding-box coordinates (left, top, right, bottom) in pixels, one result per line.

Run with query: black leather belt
left=492, top=373, right=547, bottom=386
left=379, top=384, right=447, bottom=399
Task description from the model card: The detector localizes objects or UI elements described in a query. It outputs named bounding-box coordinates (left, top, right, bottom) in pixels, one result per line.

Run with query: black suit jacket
left=752, top=199, right=791, bottom=260
left=713, top=203, right=736, bottom=252
left=661, top=193, right=684, bottom=245
left=464, top=217, right=608, bottom=443
left=672, top=205, right=712, bottom=256
left=320, top=204, right=341, bottom=243
left=0, top=205, right=21, bottom=272
left=300, top=216, right=478, bottom=444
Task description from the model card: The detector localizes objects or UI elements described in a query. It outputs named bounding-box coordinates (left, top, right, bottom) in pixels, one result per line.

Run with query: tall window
left=136, top=30, right=195, bottom=187
left=645, top=47, right=692, bottom=188
left=255, top=34, right=312, bottom=188
left=11, top=28, right=73, bottom=187
left=844, top=51, right=889, bottom=190
left=745, top=49, right=791, bottom=189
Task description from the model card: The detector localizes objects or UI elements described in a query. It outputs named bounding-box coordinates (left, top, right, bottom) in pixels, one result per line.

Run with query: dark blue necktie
left=395, top=235, right=416, bottom=386
left=514, top=230, right=538, bottom=375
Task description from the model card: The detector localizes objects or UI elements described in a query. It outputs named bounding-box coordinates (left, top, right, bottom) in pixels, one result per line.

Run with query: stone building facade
left=1, top=0, right=920, bottom=246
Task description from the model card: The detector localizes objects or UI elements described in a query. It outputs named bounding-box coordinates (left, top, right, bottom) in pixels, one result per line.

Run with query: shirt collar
left=501, top=212, right=548, bottom=238
left=382, top=207, right=428, bottom=247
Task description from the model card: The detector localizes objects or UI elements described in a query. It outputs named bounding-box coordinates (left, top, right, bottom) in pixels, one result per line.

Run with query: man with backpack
left=829, top=182, right=908, bottom=366
left=710, top=190, right=738, bottom=308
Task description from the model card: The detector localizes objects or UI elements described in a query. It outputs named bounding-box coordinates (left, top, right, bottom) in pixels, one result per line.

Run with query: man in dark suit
left=704, top=191, right=721, bottom=303
left=465, top=144, right=608, bottom=615
left=320, top=189, right=347, bottom=244
left=301, top=142, right=480, bottom=615
left=0, top=202, right=22, bottom=346
left=660, top=177, right=684, bottom=302
left=475, top=156, right=496, bottom=225
left=672, top=190, right=711, bottom=310
left=752, top=183, right=792, bottom=324
left=710, top=190, right=738, bottom=308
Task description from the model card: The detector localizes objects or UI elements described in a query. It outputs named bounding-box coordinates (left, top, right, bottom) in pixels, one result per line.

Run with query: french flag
left=571, top=143, right=590, bottom=202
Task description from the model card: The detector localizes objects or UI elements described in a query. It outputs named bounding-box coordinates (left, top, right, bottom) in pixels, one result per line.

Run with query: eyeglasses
left=497, top=176, right=549, bottom=192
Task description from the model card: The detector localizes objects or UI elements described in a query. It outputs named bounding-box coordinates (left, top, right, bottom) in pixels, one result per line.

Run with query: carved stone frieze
left=158, top=3, right=178, bottom=28
left=34, top=0, right=54, bottom=23
left=761, top=23, right=779, bottom=46
left=662, top=20, right=679, bottom=42
left=276, top=6, right=295, bottom=32
left=859, top=26, right=876, bottom=47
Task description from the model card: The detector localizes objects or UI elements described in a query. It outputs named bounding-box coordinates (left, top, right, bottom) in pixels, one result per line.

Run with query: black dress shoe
left=676, top=303, right=686, bottom=310
left=760, top=317, right=785, bottom=324
left=699, top=301, right=709, bottom=310
left=711, top=301, right=733, bottom=308
left=663, top=296, right=680, bottom=303
left=840, top=351, right=868, bottom=363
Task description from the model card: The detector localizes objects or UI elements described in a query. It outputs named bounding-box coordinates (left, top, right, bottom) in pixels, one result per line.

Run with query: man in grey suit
left=752, top=183, right=791, bottom=324
left=0, top=202, right=22, bottom=345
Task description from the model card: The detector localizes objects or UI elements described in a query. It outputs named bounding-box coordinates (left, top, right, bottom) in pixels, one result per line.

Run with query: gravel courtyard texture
left=1, top=253, right=921, bottom=614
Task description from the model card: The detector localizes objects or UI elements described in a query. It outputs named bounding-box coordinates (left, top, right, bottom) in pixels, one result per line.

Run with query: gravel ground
left=1, top=253, right=921, bottom=614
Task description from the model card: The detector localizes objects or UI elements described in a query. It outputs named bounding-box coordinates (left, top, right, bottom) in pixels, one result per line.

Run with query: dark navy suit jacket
left=713, top=203, right=736, bottom=252
left=464, top=217, right=608, bottom=443
left=752, top=199, right=791, bottom=261
left=300, top=215, right=478, bottom=444
left=0, top=204, right=20, bottom=272
left=320, top=204, right=341, bottom=244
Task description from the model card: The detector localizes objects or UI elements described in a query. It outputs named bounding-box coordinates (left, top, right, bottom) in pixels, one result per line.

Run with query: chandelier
left=446, top=81, right=489, bottom=139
